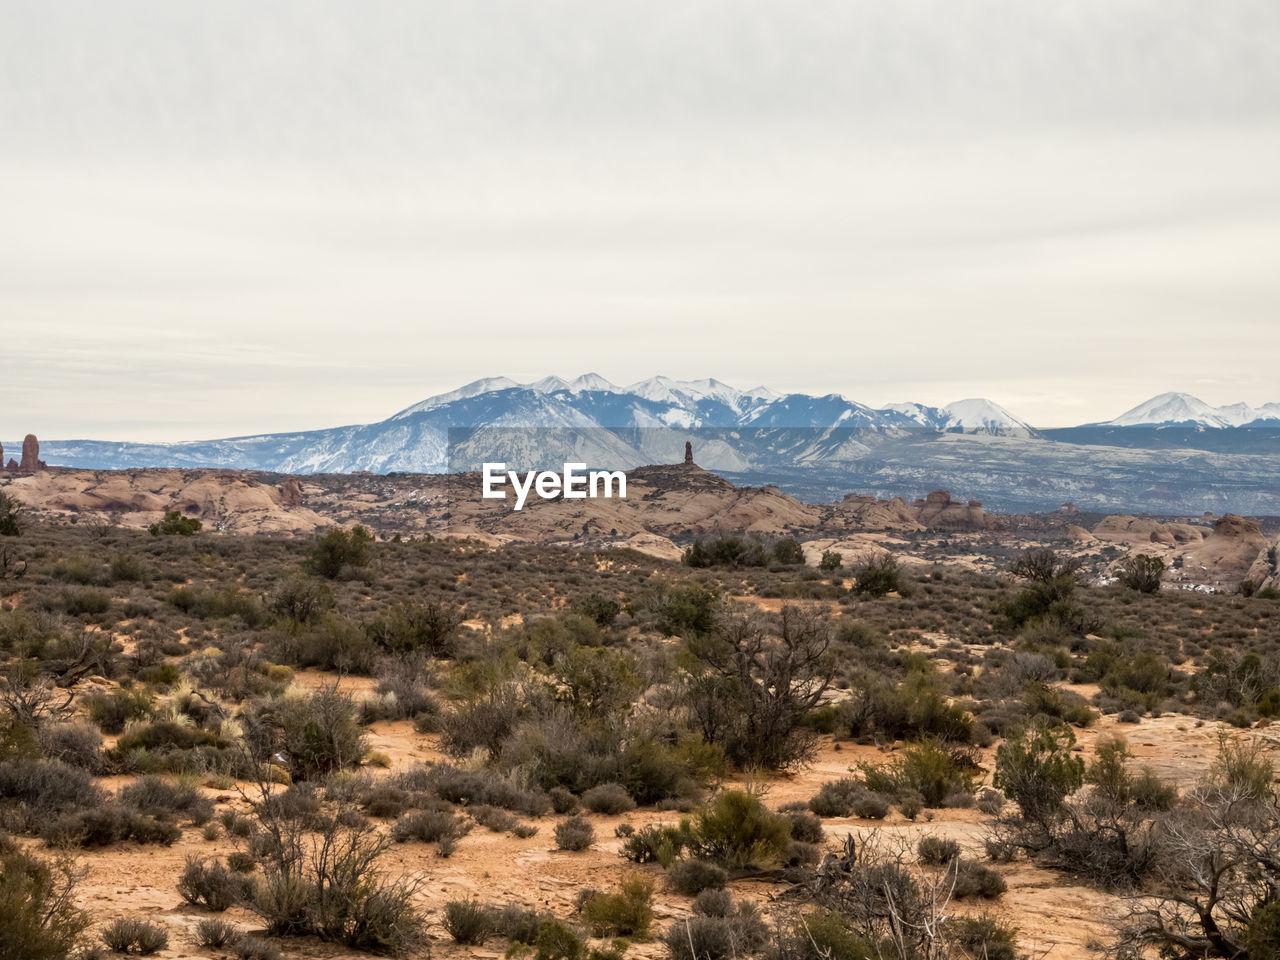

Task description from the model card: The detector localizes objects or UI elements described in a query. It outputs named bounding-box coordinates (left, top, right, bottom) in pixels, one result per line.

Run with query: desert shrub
left=119, top=775, right=214, bottom=824
left=177, top=856, right=241, bottom=911
left=976, top=788, right=1005, bottom=816
left=951, top=859, right=1007, bottom=899
left=0, top=492, right=24, bottom=537
left=860, top=738, right=980, bottom=807
left=149, top=510, right=201, bottom=536
left=549, top=786, right=578, bottom=814
left=305, top=525, right=373, bottom=579
left=631, top=582, right=718, bottom=637
left=948, top=913, right=1018, bottom=960
left=492, top=904, right=548, bottom=944
left=247, top=819, right=424, bottom=955
left=269, top=575, right=333, bottom=625
left=61, top=588, right=110, bottom=616
left=776, top=910, right=876, bottom=960
left=468, top=803, right=519, bottom=832
left=667, top=858, right=728, bottom=896
left=993, top=720, right=1084, bottom=825
left=1116, top=554, right=1165, bottom=593
left=554, top=815, right=595, bottom=851
left=782, top=807, right=825, bottom=844
left=573, top=593, right=622, bottom=627
left=579, top=873, right=654, bottom=938
left=0, top=846, right=92, bottom=960
left=101, top=917, right=169, bottom=954
left=364, top=601, right=463, bottom=658
left=193, top=917, right=240, bottom=948
left=819, top=551, right=844, bottom=573
left=390, top=808, right=470, bottom=847
left=38, top=721, right=103, bottom=771
left=0, top=758, right=104, bottom=825
left=773, top=538, right=806, bottom=565
left=246, top=687, right=367, bottom=780
left=581, top=782, right=635, bottom=815
left=837, top=662, right=973, bottom=744
left=693, top=888, right=733, bottom=917
left=684, top=605, right=832, bottom=770
left=693, top=790, right=791, bottom=870
left=808, top=779, right=888, bottom=819
left=917, top=836, right=960, bottom=865
left=418, top=763, right=551, bottom=817
left=621, top=822, right=694, bottom=866
left=532, top=918, right=585, bottom=960
left=231, top=935, right=282, bottom=960
left=1023, top=681, right=1096, bottom=726
left=851, top=551, right=902, bottom=597
left=662, top=901, right=768, bottom=960
left=442, top=899, right=496, bottom=944
left=108, top=552, right=149, bottom=583
left=41, top=803, right=181, bottom=849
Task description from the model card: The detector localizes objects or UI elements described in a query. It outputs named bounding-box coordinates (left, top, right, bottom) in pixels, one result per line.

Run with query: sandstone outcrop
left=1163, top=514, right=1268, bottom=588
left=910, top=489, right=991, bottom=531
left=281, top=477, right=304, bottom=507
left=20, top=434, right=45, bottom=472
left=1092, top=516, right=1206, bottom=548
left=1, top=434, right=48, bottom=473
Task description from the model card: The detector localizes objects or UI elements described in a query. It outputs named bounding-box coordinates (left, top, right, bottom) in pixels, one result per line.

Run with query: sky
left=3, top=0, right=1279, bottom=440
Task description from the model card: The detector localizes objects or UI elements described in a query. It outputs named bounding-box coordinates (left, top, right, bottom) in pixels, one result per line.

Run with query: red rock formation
left=4, top=459, right=16, bottom=471
left=19, top=434, right=45, bottom=472
left=683, top=441, right=694, bottom=465
left=910, top=489, right=991, bottom=531
left=281, top=477, right=303, bottom=507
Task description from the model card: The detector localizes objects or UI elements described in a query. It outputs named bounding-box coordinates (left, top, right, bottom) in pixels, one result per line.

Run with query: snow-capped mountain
left=1096, top=392, right=1280, bottom=429
left=30, top=375, right=1036, bottom=475
left=881, top=399, right=1035, bottom=437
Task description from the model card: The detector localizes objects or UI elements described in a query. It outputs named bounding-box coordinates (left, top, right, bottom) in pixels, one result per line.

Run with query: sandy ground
left=59, top=704, right=1280, bottom=960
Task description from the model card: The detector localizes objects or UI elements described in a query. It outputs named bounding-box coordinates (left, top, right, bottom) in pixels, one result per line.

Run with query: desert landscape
left=4, top=459, right=1280, bottom=960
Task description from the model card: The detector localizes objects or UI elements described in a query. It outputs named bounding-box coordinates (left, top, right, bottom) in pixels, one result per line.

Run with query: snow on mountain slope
left=940, top=398, right=1037, bottom=436
left=1101, top=392, right=1280, bottom=428
left=32, top=375, right=1050, bottom=476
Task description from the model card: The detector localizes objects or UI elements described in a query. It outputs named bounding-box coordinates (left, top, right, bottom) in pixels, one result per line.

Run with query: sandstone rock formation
left=826, top=494, right=923, bottom=532
left=19, top=434, right=45, bottom=472
left=1092, top=516, right=1206, bottom=548
left=1066, top=524, right=1096, bottom=543
left=1174, top=514, right=1268, bottom=586
left=683, top=441, right=694, bottom=465
left=281, top=477, right=303, bottom=507
left=910, top=490, right=990, bottom=531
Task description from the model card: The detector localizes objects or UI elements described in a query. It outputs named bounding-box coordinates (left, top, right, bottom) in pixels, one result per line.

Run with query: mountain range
left=10, top=380, right=1280, bottom=515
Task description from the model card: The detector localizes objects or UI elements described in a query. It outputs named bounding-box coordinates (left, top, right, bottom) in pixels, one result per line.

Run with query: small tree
left=0, top=492, right=24, bottom=536
left=148, top=510, right=202, bottom=536
left=1116, top=554, right=1165, bottom=594
left=0, top=846, right=91, bottom=960
left=772, top=539, right=806, bottom=566
left=993, top=719, right=1084, bottom=827
left=1010, top=548, right=1081, bottom=584
left=685, top=604, right=833, bottom=769
left=851, top=551, right=902, bottom=597
left=306, top=525, right=373, bottom=579
left=818, top=550, right=843, bottom=574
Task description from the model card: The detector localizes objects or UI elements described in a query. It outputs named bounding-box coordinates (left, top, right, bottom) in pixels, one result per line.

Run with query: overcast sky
left=3, top=0, right=1279, bottom=439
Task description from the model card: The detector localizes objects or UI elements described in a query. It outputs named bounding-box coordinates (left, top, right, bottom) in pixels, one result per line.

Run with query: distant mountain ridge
left=10, top=378, right=1280, bottom=514
left=1092, top=392, right=1280, bottom=429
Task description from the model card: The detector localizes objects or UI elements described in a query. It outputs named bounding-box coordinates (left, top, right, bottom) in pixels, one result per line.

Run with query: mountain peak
left=940, top=398, right=1036, bottom=436
left=1102, top=392, right=1274, bottom=428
